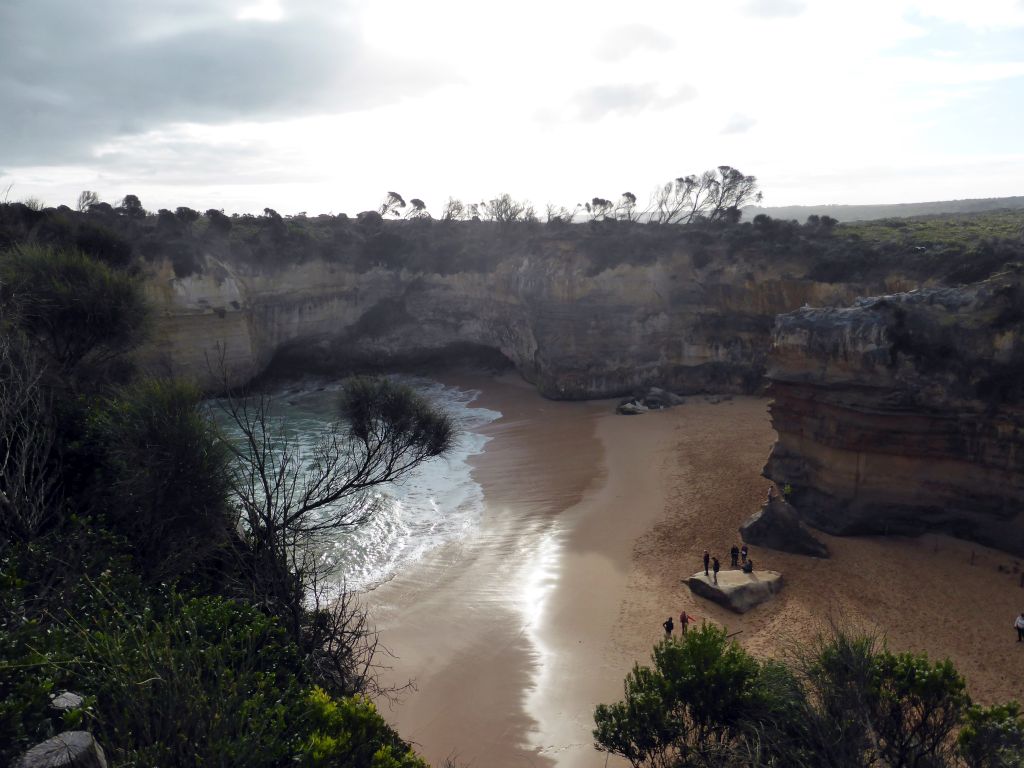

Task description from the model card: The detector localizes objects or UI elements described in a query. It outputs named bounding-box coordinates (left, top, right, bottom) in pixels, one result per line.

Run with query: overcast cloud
left=1, top=0, right=1023, bottom=213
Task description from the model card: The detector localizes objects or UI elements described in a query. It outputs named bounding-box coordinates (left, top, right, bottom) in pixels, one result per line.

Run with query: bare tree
left=0, top=327, right=59, bottom=549
left=218, top=375, right=455, bottom=697
left=76, top=190, right=100, bottom=212
left=545, top=203, right=579, bottom=224
left=481, top=193, right=529, bottom=224
left=440, top=197, right=465, bottom=222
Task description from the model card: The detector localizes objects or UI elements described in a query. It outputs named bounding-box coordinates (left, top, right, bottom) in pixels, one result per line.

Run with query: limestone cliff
left=138, top=230, right=882, bottom=397
left=764, top=269, right=1024, bottom=554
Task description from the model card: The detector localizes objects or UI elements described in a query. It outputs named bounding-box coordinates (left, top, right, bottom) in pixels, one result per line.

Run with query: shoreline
left=369, top=372, right=1024, bottom=768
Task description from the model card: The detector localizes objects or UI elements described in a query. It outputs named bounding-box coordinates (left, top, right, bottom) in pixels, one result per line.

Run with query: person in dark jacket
left=703, top=549, right=710, bottom=576
left=712, top=557, right=721, bottom=584
left=730, top=544, right=740, bottom=568
left=740, top=544, right=749, bottom=564
left=663, top=616, right=674, bottom=637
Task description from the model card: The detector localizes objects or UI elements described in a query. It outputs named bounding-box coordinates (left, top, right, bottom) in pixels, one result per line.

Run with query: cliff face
left=764, top=269, right=1024, bottom=554
left=139, top=239, right=878, bottom=397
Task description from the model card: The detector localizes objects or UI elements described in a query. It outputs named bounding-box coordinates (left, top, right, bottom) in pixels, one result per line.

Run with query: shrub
left=87, top=380, right=234, bottom=581
left=0, top=245, right=148, bottom=376
left=958, top=702, right=1024, bottom=768
left=298, top=686, right=427, bottom=768
left=593, top=624, right=768, bottom=767
left=66, top=588, right=307, bottom=767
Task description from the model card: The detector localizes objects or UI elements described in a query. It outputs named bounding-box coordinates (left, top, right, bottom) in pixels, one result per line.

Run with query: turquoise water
left=210, top=376, right=502, bottom=591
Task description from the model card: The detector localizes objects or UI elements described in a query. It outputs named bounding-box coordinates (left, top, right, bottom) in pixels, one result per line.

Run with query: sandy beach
left=369, top=373, right=1024, bottom=768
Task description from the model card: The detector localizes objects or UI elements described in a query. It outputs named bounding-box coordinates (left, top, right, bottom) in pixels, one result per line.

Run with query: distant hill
left=742, top=196, right=1024, bottom=223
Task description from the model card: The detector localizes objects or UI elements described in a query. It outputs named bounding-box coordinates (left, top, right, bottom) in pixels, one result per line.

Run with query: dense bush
left=594, top=625, right=1022, bottom=768
left=0, top=245, right=147, bottom=376
left=299, top=687, right=427, bottom=768
left=86, top=380, right=235, bottom=580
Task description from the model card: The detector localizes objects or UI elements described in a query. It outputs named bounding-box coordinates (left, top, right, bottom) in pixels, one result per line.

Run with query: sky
left=1, top=0, right=1023, bottom=216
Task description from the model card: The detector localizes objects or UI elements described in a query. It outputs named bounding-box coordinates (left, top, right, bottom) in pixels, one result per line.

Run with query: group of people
left=661, top=545, right=758, bottom=636
left=702, top=544, right=753, bottom=584
left=662, top=610, right=695, bottom=637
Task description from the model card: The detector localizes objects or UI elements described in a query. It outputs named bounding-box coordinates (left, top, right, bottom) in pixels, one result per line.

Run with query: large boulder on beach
left=616, top=387, right=685, bottom=414
left=17, top=732, right=107, bottom=768
left=616, top=401, right=648, bottom=415
left=686, top=569, right=783, bottom=613
left=740, top=495, right=829, bottom=558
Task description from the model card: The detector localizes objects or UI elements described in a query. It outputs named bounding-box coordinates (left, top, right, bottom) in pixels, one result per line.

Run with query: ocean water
left=209, top=375, right=502, bottom=591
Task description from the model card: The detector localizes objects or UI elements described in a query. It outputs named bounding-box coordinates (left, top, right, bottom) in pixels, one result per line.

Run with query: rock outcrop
left=765, top=269, right=1024, bottom=555
left=740, top=493, right=829, bottom=557
left=137, top=229, right=881, bottom=396
left=616, top=386, right=686, bottom=414
left=17, top=732, right=107, bottom=768
left=686, top=569, right=783, bottom=613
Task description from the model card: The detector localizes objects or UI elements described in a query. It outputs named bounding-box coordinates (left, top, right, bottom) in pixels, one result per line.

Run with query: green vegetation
left=842, top=210, right=1024, bottom=249
left=594, top=624, right=1023, bottom=767
left=0, top=178, right=1021, bottom=285
left=0, top=241, right=454, bottom=764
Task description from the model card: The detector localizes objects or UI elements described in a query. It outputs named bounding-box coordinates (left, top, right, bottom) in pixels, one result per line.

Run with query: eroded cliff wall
left=139, top=236, right=879, bottom=397
left=764, top=269, right=1024, bottom=554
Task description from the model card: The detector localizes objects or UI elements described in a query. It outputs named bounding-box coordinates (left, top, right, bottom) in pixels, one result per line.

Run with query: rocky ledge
left=764, top=268, right=1024, bottom=556
left=686, top=570, right=783, bottom=613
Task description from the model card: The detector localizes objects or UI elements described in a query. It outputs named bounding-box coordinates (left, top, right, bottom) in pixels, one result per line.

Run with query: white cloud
left=1, top=0, right=1022, bottom=212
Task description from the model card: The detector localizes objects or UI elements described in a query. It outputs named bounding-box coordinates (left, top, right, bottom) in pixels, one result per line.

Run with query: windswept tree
left=378, top=191, right=406, bottom=218
left=586, top=197, right=614, bottom=221
left=649, top=166, right=761, bottom=225
left=705, top=166, right=763, bottom=221
left=405, top=198, right=429, bottom=219
left=220, top=375, right=456, bottom=696
left=616, top=192, right=639, bottom=222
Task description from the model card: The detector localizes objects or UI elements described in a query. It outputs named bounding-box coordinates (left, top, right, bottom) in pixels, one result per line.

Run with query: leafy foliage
left=87, top=379, right=234, bottom=580
left=596, top=625, right=1020, bottom=768
left=298, top=686, right=427, bottom=768
left=0, top=245, right=147, bottom=376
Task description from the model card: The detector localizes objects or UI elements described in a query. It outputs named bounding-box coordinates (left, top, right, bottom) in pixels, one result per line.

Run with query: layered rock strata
left=139, top=242, right=879, bottom=396
left=764, top=269, right=1024, bottom=555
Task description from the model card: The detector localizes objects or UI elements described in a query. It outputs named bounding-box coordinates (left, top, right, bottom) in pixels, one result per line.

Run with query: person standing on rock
left=741, top=544, right=749, bottom=564
left=703, top=550, right=710, bottom=576
left=1015, top=612, right=1024, bottom=642
left=712, top=557, right=721, bottom=584
left=730, top=544, right=740, bottom=568
left=663, top=616, right=674, bottom=637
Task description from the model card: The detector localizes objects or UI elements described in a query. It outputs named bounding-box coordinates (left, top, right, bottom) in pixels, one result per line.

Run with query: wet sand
left=370, top=375, right=1024, bottom=767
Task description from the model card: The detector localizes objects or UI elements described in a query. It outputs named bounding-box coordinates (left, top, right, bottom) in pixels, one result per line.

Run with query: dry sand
left=370, top=374, right=1024, bottom=768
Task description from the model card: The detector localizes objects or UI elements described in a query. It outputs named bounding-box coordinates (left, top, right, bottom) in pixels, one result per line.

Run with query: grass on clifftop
left=842, top=210, right=1024, bottom=250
